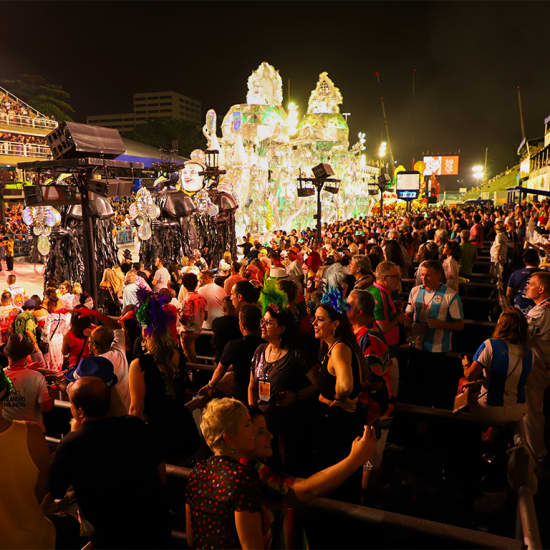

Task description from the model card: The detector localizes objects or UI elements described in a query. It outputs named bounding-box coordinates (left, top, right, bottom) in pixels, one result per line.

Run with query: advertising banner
left=423, top=155, right=460, bottom=176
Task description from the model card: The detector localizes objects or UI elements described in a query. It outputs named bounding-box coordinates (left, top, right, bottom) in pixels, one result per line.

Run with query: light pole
left=377, top=142, right=389, bottom=214
left=296, top=163, right=341, bottom=245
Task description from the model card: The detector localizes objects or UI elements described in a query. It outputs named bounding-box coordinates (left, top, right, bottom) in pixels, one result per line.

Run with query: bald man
left=49, top=377, right=169, bottom=548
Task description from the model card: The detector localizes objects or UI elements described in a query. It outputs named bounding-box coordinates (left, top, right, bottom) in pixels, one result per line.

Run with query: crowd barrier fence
left=0, top=112, right=57, bottom=130
left=0, top=140, right=51, bottom=158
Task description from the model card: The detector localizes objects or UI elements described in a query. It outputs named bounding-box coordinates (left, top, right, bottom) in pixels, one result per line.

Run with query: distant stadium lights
left=472, top=165, right=484, bottom=180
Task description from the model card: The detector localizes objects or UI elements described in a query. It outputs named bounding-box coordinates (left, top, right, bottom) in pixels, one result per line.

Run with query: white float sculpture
left=192, top=62, right=381, bottom=235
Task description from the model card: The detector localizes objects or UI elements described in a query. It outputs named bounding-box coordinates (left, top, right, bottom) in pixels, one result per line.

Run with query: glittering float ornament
left=128, top=187, right=160, bottom=241
left=22, top=206, right=61, bottom=257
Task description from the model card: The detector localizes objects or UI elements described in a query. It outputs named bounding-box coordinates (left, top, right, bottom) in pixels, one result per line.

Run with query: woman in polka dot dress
left=186, top=398, right=264, bottom=549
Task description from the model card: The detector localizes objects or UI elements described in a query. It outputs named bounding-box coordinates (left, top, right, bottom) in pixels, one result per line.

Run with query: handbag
left=38, top=316, right=62, bottom=355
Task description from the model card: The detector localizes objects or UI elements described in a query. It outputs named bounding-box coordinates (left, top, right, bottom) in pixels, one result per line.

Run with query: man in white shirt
left=122, top=271, right=140, bottom=309
left=89, top=325, right=129, bottom=413
left=151, top=258, right=170, bottom=292
left=198, top=270, right=226, bottom=329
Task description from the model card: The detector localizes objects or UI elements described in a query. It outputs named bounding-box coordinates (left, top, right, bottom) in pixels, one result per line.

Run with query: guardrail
left=0, top=112, right=57, bottom=130
left=0, top=140, right=51, bottom=158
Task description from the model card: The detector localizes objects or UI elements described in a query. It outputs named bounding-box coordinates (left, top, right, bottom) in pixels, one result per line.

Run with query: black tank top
left=318, top=340, right=360, bottom=401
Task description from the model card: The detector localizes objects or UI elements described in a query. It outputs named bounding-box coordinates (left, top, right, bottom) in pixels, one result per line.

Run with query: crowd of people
left=0, top=198, right=549, bottom=548
left=0, top=92, right=53, bottom=124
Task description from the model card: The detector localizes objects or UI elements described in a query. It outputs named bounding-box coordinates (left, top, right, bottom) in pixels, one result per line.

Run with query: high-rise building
left=87, top=91, right=201, bottom=132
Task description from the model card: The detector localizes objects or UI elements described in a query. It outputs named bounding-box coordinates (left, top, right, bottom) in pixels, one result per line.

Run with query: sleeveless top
left=0, top=421, right=55, bottom=549
left=66, top=330, right=90, bottom=368
left=318, top=340, right=360, bottom=402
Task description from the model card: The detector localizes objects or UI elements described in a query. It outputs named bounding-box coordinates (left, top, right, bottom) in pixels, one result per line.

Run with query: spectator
left=7, top=273, right=26, bottom=308
left=211, top=296, right=241, bottom=361
left=200, top=304, right=263, bottom=402
left=490, top=223, right=508, bottom=287
left=458, top=230, right=477, bottom=279
left=506, top=248, right=541, bottom=315
left=185, top=398, right=263, bottom=550
left=128, top=292, right=198, bottom=461
left=13, top=300, right=45, bottom=368
left=404, top=260, right=464, bottom=408
left=470, top=213, right=484, bottom=248
left=230, top=279, right=260, bottom=312
left=0, top=365, right=56, bottom=549
left=43, top=297, right=69, bottom=371
left=463, top=308, right=532, bottom=424
left=0, top=290, right=19, bottom=346
left=1, top=335, right=52, bottom=430
left=442, top=240, right=461, bottom=291
left=151, top=257, right=170, bottom=292
left=179, top=272, right=207, bottom=361
left=198, top=269, right=226, bottom=329
left=524, top=271, right=550, bottom=469
left=224, top=260, right=246, bottom=295
left=61, top=310, right=91, bottom=370
left=348, top=255, right=374, bottom=291
left=49, top=377, right=169, bottom=548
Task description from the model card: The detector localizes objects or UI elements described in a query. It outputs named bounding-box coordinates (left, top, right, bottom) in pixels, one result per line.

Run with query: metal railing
left=164, top=464, right=522, bottom=549
left=0, top=140, right=51, bottom=158
left=0, top=112, right=57, bottom=131
left=115, top=228, right=134, bottom=245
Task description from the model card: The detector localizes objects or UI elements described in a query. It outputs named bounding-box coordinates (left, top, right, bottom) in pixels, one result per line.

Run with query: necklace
left=266, top=344, right=284, bottom=363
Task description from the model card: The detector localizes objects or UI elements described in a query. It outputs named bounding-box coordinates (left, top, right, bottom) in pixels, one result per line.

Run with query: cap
left=67, top=356, right=118, bottom=387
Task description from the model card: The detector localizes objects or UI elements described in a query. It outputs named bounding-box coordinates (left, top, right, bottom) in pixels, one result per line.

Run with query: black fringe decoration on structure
left=140, top=211, right=236, bottom=270
left=43, top=218, right=118, bottom=299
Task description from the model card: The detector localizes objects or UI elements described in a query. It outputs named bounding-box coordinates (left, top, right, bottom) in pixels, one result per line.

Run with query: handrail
left=0, top=140, right=51, bottom=158
left=0, top=112, right=57, bottom=130
left=164, top=464, right=522, bottom=549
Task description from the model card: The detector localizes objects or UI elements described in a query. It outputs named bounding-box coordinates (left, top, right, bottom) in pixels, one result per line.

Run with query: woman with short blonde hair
left=186, top=398, right=263, bottom=549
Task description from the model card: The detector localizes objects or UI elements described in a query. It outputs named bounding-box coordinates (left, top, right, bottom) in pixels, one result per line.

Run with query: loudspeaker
left=46, top=122, right=126, bottom=160
left=312, top=163, right=334, bottom=179
left=23, top=185, right=81, bottom=207
left=87, top=179, right=134, bottom=197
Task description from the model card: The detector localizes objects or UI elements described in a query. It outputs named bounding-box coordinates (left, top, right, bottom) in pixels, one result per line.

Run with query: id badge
left=258, top=380, right=271, bottom=402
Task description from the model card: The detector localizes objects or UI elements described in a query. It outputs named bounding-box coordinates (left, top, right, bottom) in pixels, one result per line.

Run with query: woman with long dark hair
left=311, top=289, right=363, bottom=498
left=462, top=308, right=532, bottom=423
left=128, top=291, right=198, bottom=462
left=248, top=301, right=315, bottom=472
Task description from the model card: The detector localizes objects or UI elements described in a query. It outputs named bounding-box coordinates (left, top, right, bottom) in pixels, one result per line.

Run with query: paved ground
left=2, top=259, right=45, bottom=297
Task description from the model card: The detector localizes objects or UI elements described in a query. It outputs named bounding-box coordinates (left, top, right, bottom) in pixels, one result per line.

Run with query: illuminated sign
left=423, top=155, right=460, bottom=176
left=396, top=171, right=420, bottom=200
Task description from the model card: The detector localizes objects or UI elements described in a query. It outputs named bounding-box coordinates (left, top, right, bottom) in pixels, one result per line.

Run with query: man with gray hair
left=368, top=261, right=405, bottom=397
left=349, top=255, right=374, bottom=291
left=524, top=271, right=550, bottom=470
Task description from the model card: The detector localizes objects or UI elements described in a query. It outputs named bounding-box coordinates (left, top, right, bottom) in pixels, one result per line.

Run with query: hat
left=122, top=249, right=132, bottom=260
left=269, top=266, right=289, bottom=279
left=67, top=356, right=118, bottom=387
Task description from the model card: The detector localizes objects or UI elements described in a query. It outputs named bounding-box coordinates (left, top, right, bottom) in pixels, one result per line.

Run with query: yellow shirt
left=0, top=421, right=55, bottom=549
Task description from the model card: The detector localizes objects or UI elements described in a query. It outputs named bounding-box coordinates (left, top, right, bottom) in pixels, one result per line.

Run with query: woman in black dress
left=311, top=295, right=363, bottom=498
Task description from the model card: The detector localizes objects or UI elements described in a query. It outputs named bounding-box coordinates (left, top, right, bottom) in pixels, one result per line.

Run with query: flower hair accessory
left=321, top=286, right=350, bottom=315
left=259, top=276, right=288, bottom=315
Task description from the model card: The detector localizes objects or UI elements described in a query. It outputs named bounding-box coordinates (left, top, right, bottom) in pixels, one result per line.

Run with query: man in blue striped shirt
left=404, top=260, right=464, bottom=407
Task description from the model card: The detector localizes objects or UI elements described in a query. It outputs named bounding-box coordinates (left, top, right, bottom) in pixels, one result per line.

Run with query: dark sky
left=1, top=1, right=548, bottom=188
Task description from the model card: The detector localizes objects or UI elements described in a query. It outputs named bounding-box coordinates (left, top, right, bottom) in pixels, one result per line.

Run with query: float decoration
left=128, top=187, right=161, bottom=241
left=22, top=206, right=61, bottom=256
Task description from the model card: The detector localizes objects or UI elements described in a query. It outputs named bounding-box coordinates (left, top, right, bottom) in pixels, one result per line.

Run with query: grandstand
left=462, top=165, right=519, bottom=203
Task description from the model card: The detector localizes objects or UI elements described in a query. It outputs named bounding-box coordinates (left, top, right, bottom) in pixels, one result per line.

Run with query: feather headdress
left=321, top=286, right=349, bottom=315
left=136, top=287, right=176, bottom=336
left=259, top=276, right=288, bottom=315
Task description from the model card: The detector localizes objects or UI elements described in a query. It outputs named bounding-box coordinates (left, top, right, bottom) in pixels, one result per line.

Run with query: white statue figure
left=307, top=72, right=343, bottom=114
left=202, top=109, right=225, bottom=165
left=246, top=61, right=283, bottom=106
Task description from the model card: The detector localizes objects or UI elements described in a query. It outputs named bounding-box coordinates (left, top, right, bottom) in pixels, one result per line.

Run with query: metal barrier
left=164, top=464, right=522, bottom=549
left=0, top=112, right=57, bottom=130
left=0, top=140, right=51, bottom=158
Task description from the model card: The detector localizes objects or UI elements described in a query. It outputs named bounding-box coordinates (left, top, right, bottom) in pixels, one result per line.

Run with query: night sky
left=1, top=1, right=548, bottom=189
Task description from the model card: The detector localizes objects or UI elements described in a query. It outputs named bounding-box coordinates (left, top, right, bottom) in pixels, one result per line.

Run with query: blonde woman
left=185, top=398, right=263, bottom=549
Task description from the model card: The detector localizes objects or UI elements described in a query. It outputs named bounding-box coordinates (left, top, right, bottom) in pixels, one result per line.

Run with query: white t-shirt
left=152, top=266, right=170, bottom=291
left=99, top=330, right=129, bottom=412
left=198, top=283, right=226, bottom=329
left=2, top=367, right=50, bottom=429
left=490, top=233, right=508, bottom=263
